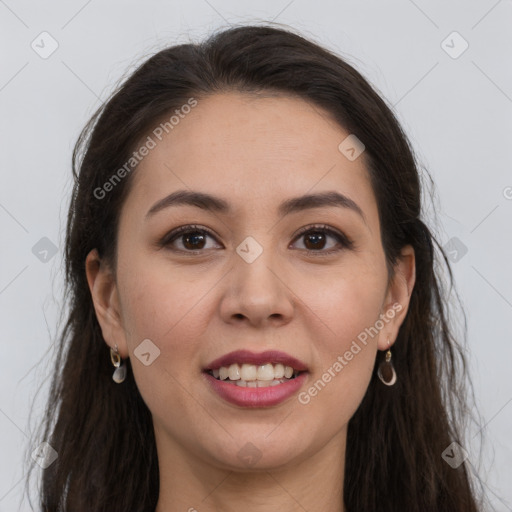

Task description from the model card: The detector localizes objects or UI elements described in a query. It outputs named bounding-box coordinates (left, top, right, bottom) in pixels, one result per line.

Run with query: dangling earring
left=377, top=338, right=397, bottom=386
left=110, top=344, right=127, bottom=383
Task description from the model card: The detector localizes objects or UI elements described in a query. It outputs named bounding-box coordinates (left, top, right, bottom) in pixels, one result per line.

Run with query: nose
left=219, top=248, right=294, bottom=328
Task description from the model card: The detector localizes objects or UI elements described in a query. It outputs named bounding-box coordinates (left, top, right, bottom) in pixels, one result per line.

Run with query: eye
left=290, top=224, right=354, bottom=256
left=160, top=225, right=221, bottom=253
left=159, top=223, right=354, bottom=255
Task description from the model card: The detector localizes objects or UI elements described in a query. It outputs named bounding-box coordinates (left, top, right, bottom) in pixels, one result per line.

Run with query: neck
left=154, top=426, right=347, bottom=512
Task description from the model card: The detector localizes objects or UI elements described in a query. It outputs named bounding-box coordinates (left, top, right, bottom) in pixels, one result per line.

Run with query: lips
left=204, top=349, right=309, bottom=372
left=203, top=371, right=308, bottom=407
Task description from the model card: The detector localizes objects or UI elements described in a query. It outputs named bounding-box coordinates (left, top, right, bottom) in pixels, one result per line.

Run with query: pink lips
left=204, top=349, right=309, bottom=372
left=203, top=371, right=308, bottom=408
left=203, top=349, right=309, bottom=408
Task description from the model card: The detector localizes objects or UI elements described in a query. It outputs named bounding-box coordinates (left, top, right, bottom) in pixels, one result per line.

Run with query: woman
left=28, top=24, right=485, bottom=511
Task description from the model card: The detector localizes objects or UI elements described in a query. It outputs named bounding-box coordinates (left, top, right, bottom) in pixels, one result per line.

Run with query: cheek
left=293, top=263, right=386, bottom=413
left=116, top=263, right=214, bottom=421
left=116, top=254, right=216, bottom=370
left=298, top=262, right=387, bottom=354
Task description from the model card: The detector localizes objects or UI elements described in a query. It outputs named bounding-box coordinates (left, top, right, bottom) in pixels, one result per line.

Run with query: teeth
left=209, top=362, right=300, bottom=382
left=228, top=363, right=241, bottom=380
left=274, top=363, right=285, bottom=379
left=219, top=366, right=229, bottom=380
left=256, top=363, right=274, bottom=381
left=240, top=363, right=257, bottom=381
left=236, top=379, right=285, bottom=388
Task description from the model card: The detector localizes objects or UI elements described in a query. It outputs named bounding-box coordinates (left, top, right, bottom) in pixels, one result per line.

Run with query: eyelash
left=159, top=224, right=354, bottom=257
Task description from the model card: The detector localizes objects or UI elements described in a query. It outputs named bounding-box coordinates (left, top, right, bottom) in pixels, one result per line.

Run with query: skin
left=86, top=92, right=416, bottom=512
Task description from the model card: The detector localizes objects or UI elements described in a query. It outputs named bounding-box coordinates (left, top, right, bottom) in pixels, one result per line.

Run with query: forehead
left=124, top=92, right=377, bottom=224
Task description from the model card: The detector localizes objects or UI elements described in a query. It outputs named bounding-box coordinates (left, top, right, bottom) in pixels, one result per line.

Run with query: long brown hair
left=25, top=23, right=486, bottom=511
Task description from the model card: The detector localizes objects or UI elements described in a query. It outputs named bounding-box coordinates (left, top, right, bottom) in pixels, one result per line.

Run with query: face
left=87, top=92, right=415, bottom=472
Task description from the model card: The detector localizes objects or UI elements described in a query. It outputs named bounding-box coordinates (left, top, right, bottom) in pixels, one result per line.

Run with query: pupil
left=305, top=232, right=325, bottom=250
left=184, top=232, right=205, bottom=250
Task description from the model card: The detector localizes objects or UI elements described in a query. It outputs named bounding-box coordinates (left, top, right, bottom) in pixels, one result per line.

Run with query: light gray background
left=1, top=1, right=511, bottom=510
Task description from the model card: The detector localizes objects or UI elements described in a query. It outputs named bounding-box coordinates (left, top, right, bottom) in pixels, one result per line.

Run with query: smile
left=206, top=362, right=302, bottom=388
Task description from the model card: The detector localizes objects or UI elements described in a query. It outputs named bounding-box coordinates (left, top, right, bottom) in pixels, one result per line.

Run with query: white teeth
left=274, top=363, right=285, bottom=379
left=228, top=363, right=240, bottom=380
left=236, top=379, right=287, bottom=387
left=256, top=363, right=274, bottom=381
left=210, top=362, right=300, bottom=382
left=240, top=363, right=257, bottom=381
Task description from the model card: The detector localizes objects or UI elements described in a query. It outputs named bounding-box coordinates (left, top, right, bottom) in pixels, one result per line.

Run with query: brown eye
left=303, top=231, right=328, bottom=250
left=291, top=225, right=354, bottom=255
left=161, top=225, right=220, bottom=253
left=180, top=231, right=207, bottom=250
left=160, top=224, right=354, bottom=256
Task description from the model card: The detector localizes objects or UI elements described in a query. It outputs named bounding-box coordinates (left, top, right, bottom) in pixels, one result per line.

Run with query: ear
left=85, top=248, right=129, bottom=358
left=378, top=244, right=416, bottom=351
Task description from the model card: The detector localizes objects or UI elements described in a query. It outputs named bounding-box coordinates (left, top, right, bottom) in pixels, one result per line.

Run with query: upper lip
left=204, top=350, right=308, bottom=372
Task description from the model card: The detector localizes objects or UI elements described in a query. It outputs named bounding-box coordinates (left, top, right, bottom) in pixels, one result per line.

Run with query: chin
left=200, top=430, right=311, bottom=472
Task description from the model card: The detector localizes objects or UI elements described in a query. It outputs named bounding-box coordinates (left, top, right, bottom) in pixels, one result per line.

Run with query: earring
left=377, top=338, right=397, bottom=386
left=110, top=344, right=127, bottom=383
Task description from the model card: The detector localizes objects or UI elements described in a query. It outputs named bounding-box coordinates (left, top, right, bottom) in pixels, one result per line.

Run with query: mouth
left=204, top=363, right=304, bottom=388
left=203, top=349, right=309, bottom=389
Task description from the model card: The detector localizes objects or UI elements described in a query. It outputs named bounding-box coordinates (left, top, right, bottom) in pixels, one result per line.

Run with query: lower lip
left=203, top=371, right=308, bottom=408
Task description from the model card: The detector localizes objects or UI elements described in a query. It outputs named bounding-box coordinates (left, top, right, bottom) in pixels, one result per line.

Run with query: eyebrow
left=145, top=189, right=367, bottom=224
